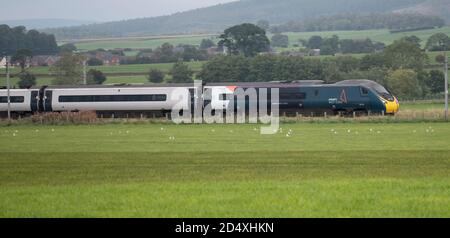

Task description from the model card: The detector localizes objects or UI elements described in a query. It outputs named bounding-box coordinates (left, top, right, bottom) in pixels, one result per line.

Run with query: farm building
left=30, top=55, right=60, bottom=67
left=0, top=57, right=6, bottom=68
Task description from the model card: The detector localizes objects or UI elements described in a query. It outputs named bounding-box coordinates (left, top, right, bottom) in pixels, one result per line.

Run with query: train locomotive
left=0, top=79, right=399, bottom=118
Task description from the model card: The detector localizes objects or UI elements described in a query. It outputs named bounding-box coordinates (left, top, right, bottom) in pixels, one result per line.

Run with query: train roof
left=17, top=79, right=385, bottom=90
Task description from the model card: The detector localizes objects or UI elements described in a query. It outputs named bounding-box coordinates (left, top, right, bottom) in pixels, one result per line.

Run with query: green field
left=4, top=61, right=205, bottom=76
left=72, top=35, right=217, bottom=51
left=284, top=27, right=450, bottom=48
left=0, top=61, right=204, bottom=87
left=401, top=101, right=446, bottom=111
left=71, top=27, right=450, bottom=53
left=0, top=122, right=449, bottom=217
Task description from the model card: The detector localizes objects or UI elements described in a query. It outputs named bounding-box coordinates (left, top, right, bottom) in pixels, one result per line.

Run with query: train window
left=295, top=93, right=306, bottom=100
left=0, top=96, right=25, bottom=103
left=280, top=93, right=306, bottom=100
left=59, top=94, right=167, bottom=102
left=280, top=93, right=291, bottom=100
left=220, top=94, right=231, bottom=100
left=360, top=87, right=369, bottom=96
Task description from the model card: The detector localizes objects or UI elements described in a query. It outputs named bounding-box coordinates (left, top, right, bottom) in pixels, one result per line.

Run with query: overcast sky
left=0, top=0, right=237, bottom=22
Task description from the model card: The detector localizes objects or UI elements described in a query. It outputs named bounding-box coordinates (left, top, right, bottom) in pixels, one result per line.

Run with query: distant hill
left=395, top=0, right=450, bottom=22
left=44, top=0, right=447, bottom=40
left=0, top=19, right=95, bottom=30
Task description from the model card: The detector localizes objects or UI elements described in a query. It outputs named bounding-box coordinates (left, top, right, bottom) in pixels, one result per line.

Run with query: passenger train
left=0, top=80, right=399, bottom=118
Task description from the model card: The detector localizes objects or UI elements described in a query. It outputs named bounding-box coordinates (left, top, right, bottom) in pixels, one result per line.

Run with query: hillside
left=0, top=19, right=94, bottom=30
left=395, top=0, right=450, bottom=21
left=44, top=0, right=437, bottom=40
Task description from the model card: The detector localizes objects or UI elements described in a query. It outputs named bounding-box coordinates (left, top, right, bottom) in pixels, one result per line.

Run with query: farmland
left=0, top=122, right=449, bottom=218
left=70, top=34, right=218, bottom=51
left=0, top=61, right=205, bottom=87
left=71, top=27, right=450, bottom=53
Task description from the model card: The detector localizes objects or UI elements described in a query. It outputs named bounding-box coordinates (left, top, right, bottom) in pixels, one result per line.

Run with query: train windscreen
left=367, top=82, right=395, bottom=101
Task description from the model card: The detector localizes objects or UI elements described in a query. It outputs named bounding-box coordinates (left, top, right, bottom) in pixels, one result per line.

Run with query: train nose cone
left=385, top=98, right=399, bottom=114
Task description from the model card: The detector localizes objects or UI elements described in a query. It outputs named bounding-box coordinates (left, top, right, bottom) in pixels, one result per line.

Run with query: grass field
left=0, top=61, right=204, bottom=87
left=284, top=27, right=450, bottom=48
left=0, top=122, right=449, bottom=217
left=73, top=35, right=217, bottom=51
left=71, top=27, right=450, bottom=53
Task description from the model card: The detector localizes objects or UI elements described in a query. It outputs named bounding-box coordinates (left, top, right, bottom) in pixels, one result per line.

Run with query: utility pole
left=445, top=52, right=448, bottom=121
left=6, top=55, right=11, bottom=122
left=83, top=59, right=87, bottom=85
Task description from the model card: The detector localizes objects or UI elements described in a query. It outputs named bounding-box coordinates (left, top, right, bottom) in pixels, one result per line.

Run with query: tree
left=256, top=20, right=270, bottom=31
left=320, top=35, right=339, bottom=55
left=12, top=49, right=33, bottom=72
left=18, top=72, right=36, bottom=89
left=306, top=36, right=323, bottom=49
left=200, top=39, right=215, bottom=50
left=435, top=54, right=446, bottom=64
left=426, top=33, right=450, bottom=51
left=87, top=69, right=106, bottom=85
left=271, top=34, right=289, bottom=48
left=386, top=69, right=422, bottom=99
left=58, top=43, right=77, bottom=54
left=197, top=55, right=250, bottom=82
left=426, top=70, right=445, bottom=94
left=218, top=23, right=270, bottom=57
left=383, top=39, right=428, bottom=70
left=400, top=36, right=421, bottom=48
left=87, top=57, right=104, bottom=66
left=0, top=25, right=58, bottom=56
left=50, top=53, right=84, bottom=85
left=360, top=53, right=387, bottom=70
left=148, top=69, right=165, bottom=83
left=169, top=61, right=194, bottom=83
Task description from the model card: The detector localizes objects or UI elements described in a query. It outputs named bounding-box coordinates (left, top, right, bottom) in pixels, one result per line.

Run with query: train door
left=30, top=91, right=39, bottom=113
left=44, top=90, right=53, bottom=112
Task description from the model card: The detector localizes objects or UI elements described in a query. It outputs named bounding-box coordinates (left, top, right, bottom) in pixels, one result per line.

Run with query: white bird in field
left=51, top=129, right=55, bottom=132
left=13, top=133, right=16, bottom=137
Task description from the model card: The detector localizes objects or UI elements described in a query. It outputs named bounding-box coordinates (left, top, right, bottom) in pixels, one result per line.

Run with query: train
left=0, top=79, right=399, bottom=118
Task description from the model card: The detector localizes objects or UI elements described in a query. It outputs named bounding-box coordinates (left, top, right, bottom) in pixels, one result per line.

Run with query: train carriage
left=0, top=80, right=399, bottom=117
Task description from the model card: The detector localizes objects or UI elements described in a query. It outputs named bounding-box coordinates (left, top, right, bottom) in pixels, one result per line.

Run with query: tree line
left=0, top=25, right=58, bottom=56
left=270, top=13, right=445, bottom=33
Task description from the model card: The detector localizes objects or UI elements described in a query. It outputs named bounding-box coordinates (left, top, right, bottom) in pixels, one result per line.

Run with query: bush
left=87, top=58, right=104, bottom=66
left=169, top=61, right=194, bottom=83
left=18, top=72, right=36, bottom=89
left=271, top=34, right=289, bottom=48
left=386, top=69, right=422, bottom=100
left=87, top=69, right=107, bottom=85
left=148, top=69, right=165, bottom=83
left=30, top=111, right=98, bottom=125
